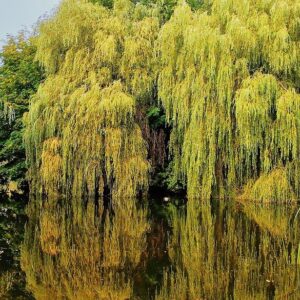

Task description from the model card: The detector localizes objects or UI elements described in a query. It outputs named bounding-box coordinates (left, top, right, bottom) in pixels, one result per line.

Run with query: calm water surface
left=1, top=195, right=300, bottom=299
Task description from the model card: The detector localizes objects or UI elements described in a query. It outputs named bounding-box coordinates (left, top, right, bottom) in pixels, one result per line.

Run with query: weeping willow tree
left=24, top=0, right=159, bottom=199
left=158, top=0, right=300, bottom=201
left=25, top=0, right=300, bottom=202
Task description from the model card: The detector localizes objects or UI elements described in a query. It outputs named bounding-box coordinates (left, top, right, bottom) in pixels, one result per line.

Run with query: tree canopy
left=24, top=0, right=300, bottom=202
left=24, top=0, right=159, bottom=199
left=0, top=34, right=44, bottom=188
left=158, top=0, right=300, bottom=201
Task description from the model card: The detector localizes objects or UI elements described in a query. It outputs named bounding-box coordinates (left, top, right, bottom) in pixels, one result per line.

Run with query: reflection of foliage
left=0, top=195, right=33, bottom=299
left=156, top=200, right=300, bottom=299
left=241, top=202, right=292, bottom=237
left=39, top=209, right=62, bottom=256
left=21, top=197, right=149, bottom=299
left=0, top=271, right=14, bottom=299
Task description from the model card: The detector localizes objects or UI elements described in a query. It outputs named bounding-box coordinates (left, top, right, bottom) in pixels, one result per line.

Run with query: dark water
left=1, top=194, right=300, bottom=299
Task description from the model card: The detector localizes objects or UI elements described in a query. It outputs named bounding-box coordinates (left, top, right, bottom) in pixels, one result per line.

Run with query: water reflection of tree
left=156, top=200, right=300, bottom=300
left=21, top=197, right=149, bottom=300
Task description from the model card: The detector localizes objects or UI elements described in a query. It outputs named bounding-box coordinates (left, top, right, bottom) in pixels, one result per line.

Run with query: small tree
left=0, top=34, right=44, bottom=189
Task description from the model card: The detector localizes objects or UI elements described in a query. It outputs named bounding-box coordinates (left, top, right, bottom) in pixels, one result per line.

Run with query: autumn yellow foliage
left=25, top=0, right=300, bottom=202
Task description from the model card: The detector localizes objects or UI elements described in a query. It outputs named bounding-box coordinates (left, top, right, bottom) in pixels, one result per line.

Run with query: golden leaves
left=158, top=0, right=300, bottom=201
left=26, top=0, right=300, bottom=202
left=25, top=0, right=158, bottom=200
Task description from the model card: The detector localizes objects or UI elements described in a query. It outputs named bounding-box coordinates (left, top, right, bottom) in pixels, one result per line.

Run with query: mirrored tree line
left=21, top=195, right=300, bottom=299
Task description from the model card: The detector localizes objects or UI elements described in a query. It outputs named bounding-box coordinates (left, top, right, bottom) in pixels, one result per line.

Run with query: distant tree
left=90, top=0, right=114, bottom=9
left=0, top=34, right=44, bottom=189
left=90, top=0, right=207, bottom=22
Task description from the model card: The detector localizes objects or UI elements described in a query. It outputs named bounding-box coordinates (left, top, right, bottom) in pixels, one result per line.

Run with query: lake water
left=1, top=195, right=300, bottom=299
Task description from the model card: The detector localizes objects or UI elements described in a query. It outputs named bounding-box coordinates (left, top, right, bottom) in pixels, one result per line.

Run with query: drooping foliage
left=0, top=34, right=43, bottom=189
left=25, top=0, right=300, bottom=202
left=158, top=0, right=300, bottom=201
left=25, top=0, right=160, bottom=199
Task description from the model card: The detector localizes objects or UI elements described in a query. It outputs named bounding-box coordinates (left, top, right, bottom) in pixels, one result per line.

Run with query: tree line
left=1, top=0, right=300, bottom=203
